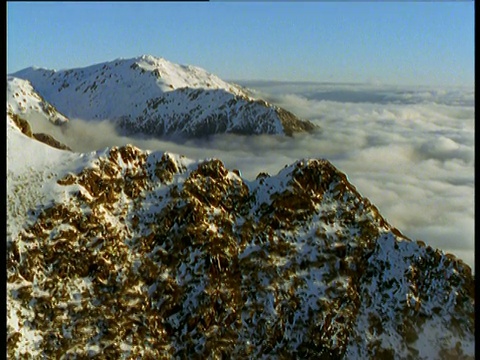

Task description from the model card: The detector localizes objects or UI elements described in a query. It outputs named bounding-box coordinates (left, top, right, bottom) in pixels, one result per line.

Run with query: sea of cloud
left=29, top=81, right=475, bottom=270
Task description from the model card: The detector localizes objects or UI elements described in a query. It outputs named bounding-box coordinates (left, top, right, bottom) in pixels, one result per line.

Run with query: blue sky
left=7, top=1, right=474, bottom=86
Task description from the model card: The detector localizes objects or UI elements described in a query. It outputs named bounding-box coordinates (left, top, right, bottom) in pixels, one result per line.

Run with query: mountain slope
left=7, top=76, right=69, bottom=126
left=7, top=120, right=474, bottom=359
left=11, top=55, right=316, bottom=138
left=7, top=77, right=72, bottom=150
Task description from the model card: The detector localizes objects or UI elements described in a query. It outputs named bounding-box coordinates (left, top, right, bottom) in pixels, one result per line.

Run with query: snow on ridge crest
left=132, top=54, right=247, bottom=95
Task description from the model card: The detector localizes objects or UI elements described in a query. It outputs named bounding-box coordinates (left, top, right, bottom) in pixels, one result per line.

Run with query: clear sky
left=7, top=1, right=475, bottom=87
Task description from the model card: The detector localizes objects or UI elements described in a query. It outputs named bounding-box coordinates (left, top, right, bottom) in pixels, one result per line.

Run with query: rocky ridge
left=7, top=143, right=474, bottom=359
left=11, top=55, right=317, bottom=138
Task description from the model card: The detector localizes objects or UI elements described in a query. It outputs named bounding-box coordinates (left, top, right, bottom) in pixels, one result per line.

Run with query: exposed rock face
left=7, top=145, right=474, bottom=358
left=9, top=111, right=33, bottom=138
left=11, top=56, right=317, bottom=138
left=8, top=110, right=71, bottom=151
left=32, top=133, right=72, bottom=151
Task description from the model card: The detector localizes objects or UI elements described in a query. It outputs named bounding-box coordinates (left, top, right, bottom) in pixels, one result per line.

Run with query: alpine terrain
left=6, top=106, right=474, bottom=358
left=7, top=76, right=72, bottom=151
left=10, top=55, right=317, bottom=139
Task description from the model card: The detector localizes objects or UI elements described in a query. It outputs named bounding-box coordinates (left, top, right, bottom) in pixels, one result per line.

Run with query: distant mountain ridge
left=11, top=55, right=317, bottom=138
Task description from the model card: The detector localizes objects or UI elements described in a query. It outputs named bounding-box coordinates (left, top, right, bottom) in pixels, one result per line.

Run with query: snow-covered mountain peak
left=10, top=55, right=316, bottom=138
left=13, top=54, right=248, bottom=97
left=129, top=54, right=247, bottom=95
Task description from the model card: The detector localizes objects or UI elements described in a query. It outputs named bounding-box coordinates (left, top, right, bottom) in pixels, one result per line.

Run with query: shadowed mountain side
left=117, top=87, right=317, bottom=139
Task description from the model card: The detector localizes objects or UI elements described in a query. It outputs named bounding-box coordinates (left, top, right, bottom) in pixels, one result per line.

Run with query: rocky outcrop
left=8, top=111, right=71, bottom=151
left=9, top=111, right=33, bottom=137
left=32, top=133, right=72, bottom=151
left=7, top=145, right=474, bottom=358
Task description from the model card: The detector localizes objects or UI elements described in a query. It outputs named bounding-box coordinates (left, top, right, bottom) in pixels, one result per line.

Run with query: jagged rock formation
left=11, top=55, right=317, bottom=138
left=7, top=144, right=474, bottom=359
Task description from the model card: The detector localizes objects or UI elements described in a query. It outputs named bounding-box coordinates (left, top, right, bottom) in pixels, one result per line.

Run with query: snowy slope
left=7, top=120, right=474, bottom=358
left=11, top=55, right=316, bottom=138
left=7, top=76, right=69, bottom=126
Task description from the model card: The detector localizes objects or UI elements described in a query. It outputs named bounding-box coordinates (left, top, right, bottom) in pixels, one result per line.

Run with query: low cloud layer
left=29, top=82, right=475, bottom=270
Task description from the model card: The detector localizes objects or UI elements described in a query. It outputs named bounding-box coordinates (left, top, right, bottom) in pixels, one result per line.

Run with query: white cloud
left=28, top=82, right=475, bottom=270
